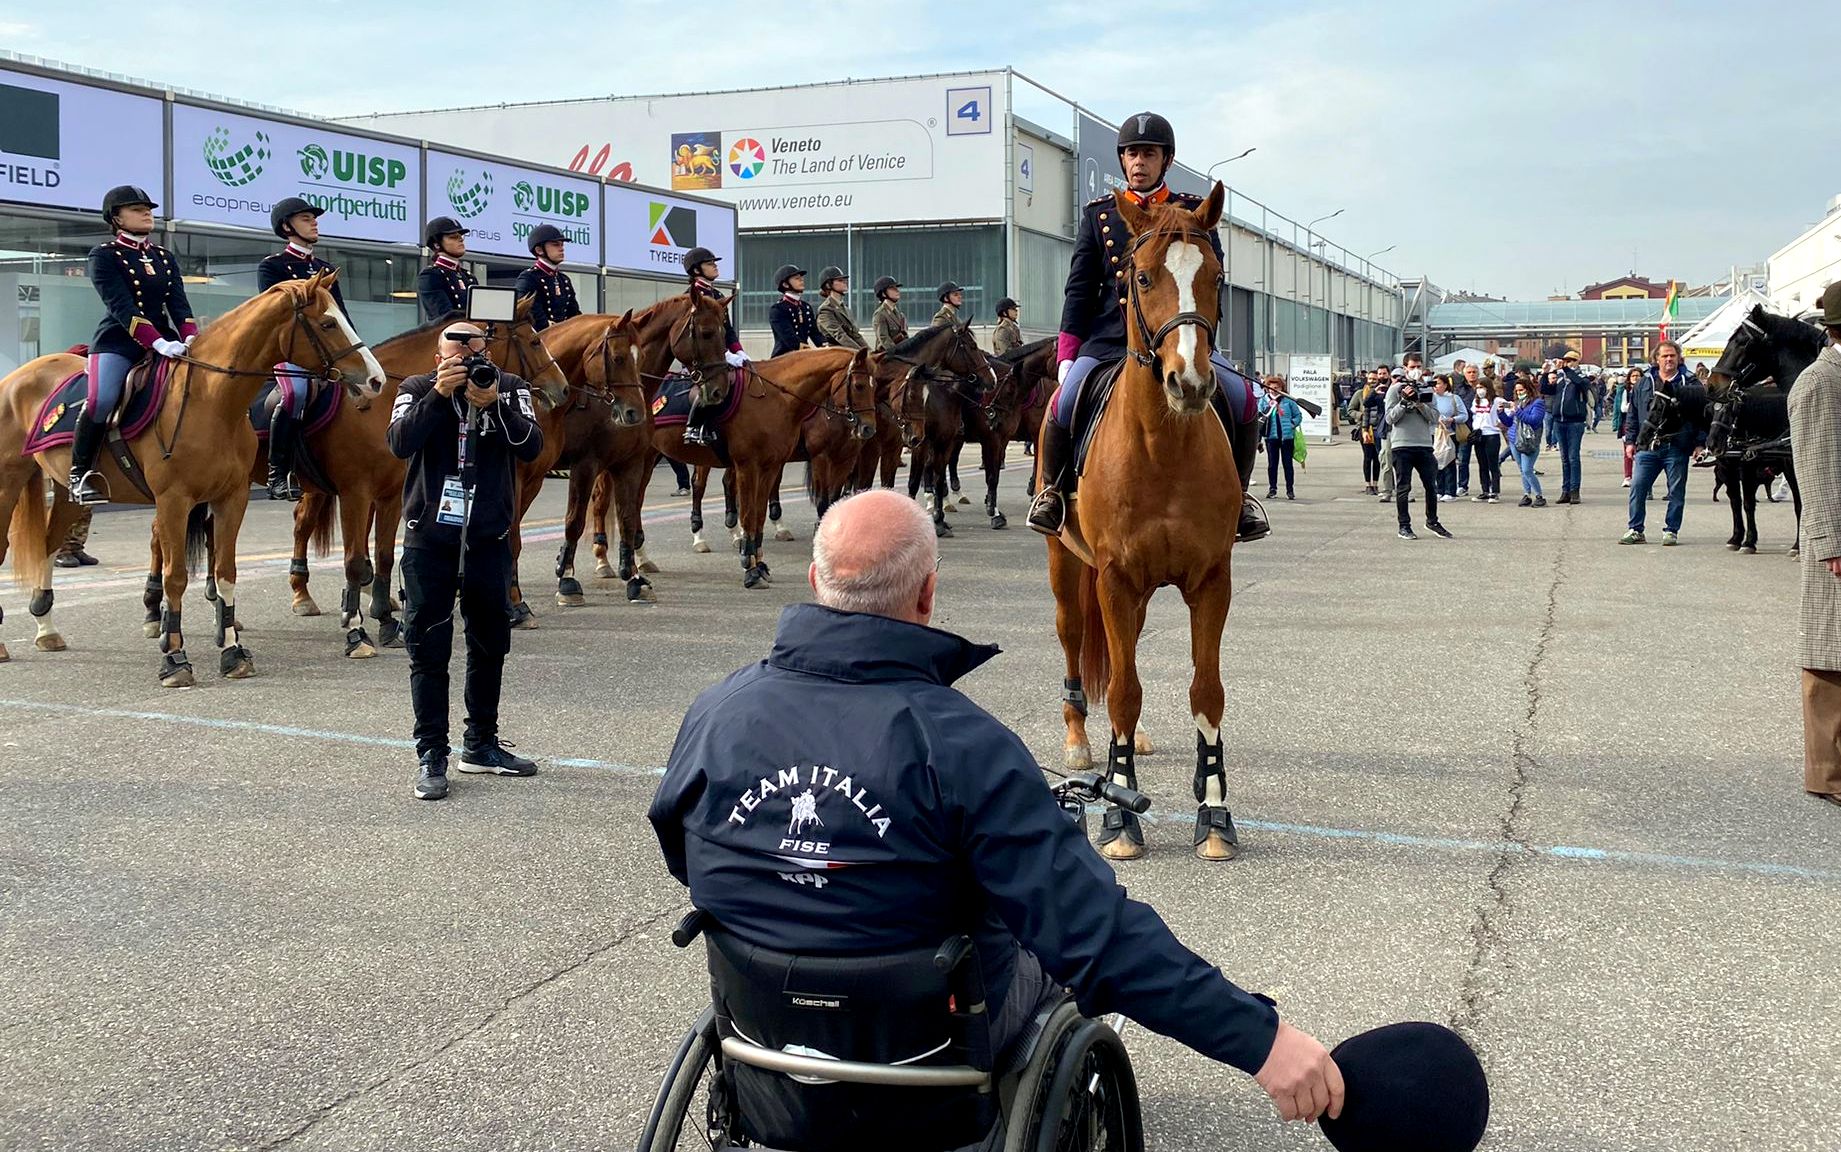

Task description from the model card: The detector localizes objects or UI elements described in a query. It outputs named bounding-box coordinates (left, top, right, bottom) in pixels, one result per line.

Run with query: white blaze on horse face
left=1162, top=241, right=1209, bottom=393
left=330, top=305, right=387, bottom=390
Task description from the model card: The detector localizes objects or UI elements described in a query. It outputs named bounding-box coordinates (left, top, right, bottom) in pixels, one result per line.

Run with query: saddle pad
left=247, top=377, right=344, bottom=441
left=22, top=357, right=173, bottom=457
left=1069, top=359, right=1248, bottom=481
left=650, top=372, right=746, bottom=428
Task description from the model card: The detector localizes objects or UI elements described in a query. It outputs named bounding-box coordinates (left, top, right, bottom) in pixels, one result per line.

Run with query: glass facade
left=737, top=226, right=1005, bottom=330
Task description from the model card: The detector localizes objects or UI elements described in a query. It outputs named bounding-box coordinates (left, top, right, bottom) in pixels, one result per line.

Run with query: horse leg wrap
left=1193, top=732, right=1228, bottom=804
left=619, top=541, right=637, bottom=581
left=219, top=642, right=253, bottom=676
left=1194, top=805, right=1238, bottom=849
left=625, top=574, right=653, bottom=602
left=753, top=537, right=770, bottom=579
left=554, top=540, right=574, bottom=579
left=768, top=499, right=783, bottom=521
left=593, top=531, right=608, bottom=549
left=558, top=574, right=584, bottom=599
left=1062, top=678, right=1088, bottom=717
left=161, top=647, right=193, bottom=681
left=215, top=593, right=238, bottom=647
left=355, top=556, right=375, bottom=588
left=29, top=588, right=53, bottom=618
left=1096, top=737, right=1144, bottom=850
left=724, top=507, right=739, bottom=530
left=160, top=609, right=182, bottom=651
left=288, top=558, right=310, bottom=580
left=143, top=574, right=162, bottom=617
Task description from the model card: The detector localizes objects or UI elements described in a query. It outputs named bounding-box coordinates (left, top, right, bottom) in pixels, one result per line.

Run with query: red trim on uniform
left=115, top=231, right=149, bottom=250
left=781, top=292, right=801, bottom=303
left=433, top=254, right=461, bottom=271
left=129, top=319, right=161, bottom=348
left=533, top=257, right=559, bottom=274
left=1122, top=183, right=1171, bottom=208
left=179, top=320, right=199, bottom=339
left=284, top=242, right=314, bottom=260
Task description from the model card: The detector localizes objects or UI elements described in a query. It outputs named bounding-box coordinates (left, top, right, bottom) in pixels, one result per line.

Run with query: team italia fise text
left=768, top=136, right=906, bottom=176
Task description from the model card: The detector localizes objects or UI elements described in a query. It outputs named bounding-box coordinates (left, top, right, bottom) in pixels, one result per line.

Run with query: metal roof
left=1426, top=296, right=1723, bottom=334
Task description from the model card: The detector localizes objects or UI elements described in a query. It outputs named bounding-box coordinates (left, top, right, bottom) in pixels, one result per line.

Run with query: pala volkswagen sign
left=0, top=67, right=163, bottom=214
left=422, top=150, right=599, bottom=261
left=171, top=103, right=421, bottom=244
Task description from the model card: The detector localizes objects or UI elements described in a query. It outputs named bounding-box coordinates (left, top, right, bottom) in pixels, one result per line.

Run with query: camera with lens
left=463, top=354, right=499, bottom=388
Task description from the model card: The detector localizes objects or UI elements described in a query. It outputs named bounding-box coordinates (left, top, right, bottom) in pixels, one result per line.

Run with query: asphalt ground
left=1, top=435, right=1833, bottom=1152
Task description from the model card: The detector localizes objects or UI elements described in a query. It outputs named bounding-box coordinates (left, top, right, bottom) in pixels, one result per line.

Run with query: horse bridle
left=669, top=302, right=732, bottom=387
left=577, top=327, right=646, bottom=413
left=1123, top=227, right=1219, bottom=372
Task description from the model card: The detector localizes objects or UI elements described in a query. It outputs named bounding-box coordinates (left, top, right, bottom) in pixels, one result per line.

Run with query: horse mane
left=999, top=336, right=1054, bottom=366
left=884, top=323, right=956, bottom=361
left=1756, top=308, right=1826, bottom=353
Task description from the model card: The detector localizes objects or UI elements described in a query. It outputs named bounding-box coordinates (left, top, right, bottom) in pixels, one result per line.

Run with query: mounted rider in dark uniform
left=1027, top=113, right=1268, bottom=543
left=416, top=216, right=477, bottom=323
left=511, top=223, right=581, bottom=333
left=255, top=196, right=348, bottom=500
left=681, top=246, right=750, bottom=447
left=768, top=264, right=823, bottom=356
left=70, top=185, right=198, bottom=506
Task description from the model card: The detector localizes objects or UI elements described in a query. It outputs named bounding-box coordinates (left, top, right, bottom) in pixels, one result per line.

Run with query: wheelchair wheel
left=637, top=1006, right=737, bottom=1151
left=1009, top=1016, right=1142, bottom=1152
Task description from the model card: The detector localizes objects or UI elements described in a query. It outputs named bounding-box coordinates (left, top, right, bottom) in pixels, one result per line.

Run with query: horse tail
left=1078, top=565, right=1111, bottom=704
left=305, top=493, right=338, bottom=558
left=8, top=476, right=52, bottom=589
left=804, top=460, right=820, bottom=507
left=185, top=504, right=212, bottom=575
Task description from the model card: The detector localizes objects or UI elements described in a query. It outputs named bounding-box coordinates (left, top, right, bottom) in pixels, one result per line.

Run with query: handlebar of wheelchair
left=672, top=908, right=709, bottom=949
left=1099, top=779, right=1153, bottom=814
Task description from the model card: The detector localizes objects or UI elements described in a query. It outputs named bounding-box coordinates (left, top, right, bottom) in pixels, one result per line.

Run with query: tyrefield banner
left=604, top=183, right=736, bottom=278
left=171, top=103, right=421, bottom=245
left=424, top=150, right=600, bottom=262
left=0, top=67, right=163, bottom=215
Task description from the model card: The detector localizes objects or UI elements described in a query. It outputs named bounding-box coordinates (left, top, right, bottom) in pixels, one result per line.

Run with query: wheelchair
left=638, top=773, right=1152, bottom=1152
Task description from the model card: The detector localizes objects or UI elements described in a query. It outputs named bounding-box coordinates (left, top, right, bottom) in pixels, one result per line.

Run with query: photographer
left=388, top=323, right=546, bottom=800
left=1385, top=365, right=1455, bottom=541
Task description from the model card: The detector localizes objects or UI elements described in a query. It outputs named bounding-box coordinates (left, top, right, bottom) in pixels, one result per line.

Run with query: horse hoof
left=514, top=615, right=539, bottom=631
left=1134, top=728, right=1155, bottom=756
left=1790, top=549, right=1801, bottom=560
left=1063, top=744, right=1093, bottom=771
left=142, top=620, right=161, bottom=639
left=935, top=522, right=954, bottom=538
left=774, top=526, right=795, bottom=542
left=1099, top=837, right=1148, bottom=862
left=744, top=573, right=767, bottom=590
left=990, top=513, right=1007, bottom=530
left=638, top=554, right=660, bottom=574
left=223, top=657, right=255, bottom=680
left=1741, top=546, right=1757, bottom=555
left=292, top=596, right=321, bottom=616
left=162, top=666, right=196, bottom=689
left=957, top=494, right=970, bottom=505
left=595, top=560, right=617, bottom=579
left=0, top=643, right=8, bottom=663
left=379, top=626, right=404, bottom=649
left=557, top=592, right=586, bottom=607
left=730, top=526, right=744, bottom=543
left=347, top=641, right=377, bottom=660
left=626, top=578, right=657, bottom=604
left=693, top=534, right=712, bottom=554
left=1194, top=832, right=1240, bottom=862
left=34, top=633, right=67, bottom=653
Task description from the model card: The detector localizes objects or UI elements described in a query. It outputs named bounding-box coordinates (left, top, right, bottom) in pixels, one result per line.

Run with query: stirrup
left=1236, top=493, right=1270, bottom=542
left=684, top=424, right=715, bottom=446
left=267, top=470, right=302, bottom=501
left=1026, top=487, right=1064, bottom=535
left=69, top=470, right=110, bottom=507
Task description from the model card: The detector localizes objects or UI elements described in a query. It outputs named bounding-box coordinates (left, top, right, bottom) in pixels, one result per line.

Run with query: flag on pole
left=1660, top=280, right=1680, bottom=338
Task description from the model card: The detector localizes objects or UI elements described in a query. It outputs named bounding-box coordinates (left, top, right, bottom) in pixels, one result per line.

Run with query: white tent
left=1675, top=289, right=1770, bottom=366
left=1431, top=346, right=1508, bottom=374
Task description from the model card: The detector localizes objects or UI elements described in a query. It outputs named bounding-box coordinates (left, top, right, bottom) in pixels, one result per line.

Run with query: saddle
left=1067, top=358, right=1246, bottom=490
left=248, top=378, right=344, bottom=493
left=24, top=351, right=173, bottom=456
left=649, top=372, right=746, bottom=429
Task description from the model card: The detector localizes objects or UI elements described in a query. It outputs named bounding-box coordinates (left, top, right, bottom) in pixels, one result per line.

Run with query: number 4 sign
left=945, top=86, right=993, bottom=136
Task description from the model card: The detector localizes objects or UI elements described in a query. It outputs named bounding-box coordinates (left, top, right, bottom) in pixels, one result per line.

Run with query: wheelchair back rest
left=705, top=926, right=998, bottom=1152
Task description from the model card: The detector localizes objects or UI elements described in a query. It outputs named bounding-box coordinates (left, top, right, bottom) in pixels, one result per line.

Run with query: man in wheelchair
left=648, top=489, right=1343, bottom=1150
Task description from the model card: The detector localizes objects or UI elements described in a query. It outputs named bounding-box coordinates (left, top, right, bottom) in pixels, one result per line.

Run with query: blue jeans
left=1628, top=446, right=1690, bottom=533
left=1515, top=449, right=1542, bottom=497
left=84, top=351, right=135, bottom=424
left=1548, top=420, right=1584, bottom=493
left=1456, top=437, right=1472, bottom=491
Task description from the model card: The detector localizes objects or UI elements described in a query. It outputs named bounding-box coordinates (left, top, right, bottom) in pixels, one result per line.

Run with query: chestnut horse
left=508, top=311, right=653, bottom=609
left=0, top=274, right=384, bottom=682
left=1044, top=184, right=1243, bottom=863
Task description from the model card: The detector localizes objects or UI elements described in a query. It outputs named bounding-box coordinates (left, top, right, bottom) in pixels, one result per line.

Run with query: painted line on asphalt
left=1, top=697, right=1832, bottom=885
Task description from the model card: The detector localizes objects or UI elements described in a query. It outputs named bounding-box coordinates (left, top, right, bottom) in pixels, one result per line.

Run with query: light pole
left=1366, top=244, right=1396, bottom=260
left=1206, top=148, right=1255, bottom=180
left=1308, top=208, right=1345, bottom=230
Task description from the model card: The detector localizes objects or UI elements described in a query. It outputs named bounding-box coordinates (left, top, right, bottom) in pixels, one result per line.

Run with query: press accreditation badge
left=436, top=476, right=468, bottom=526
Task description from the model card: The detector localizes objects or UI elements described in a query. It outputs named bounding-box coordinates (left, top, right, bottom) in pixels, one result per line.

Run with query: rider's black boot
left=266, top=407, right=304, bottom=501
left=67, top=417, right=110, bottom=507
left=683, top=403, right=716, bottom=447
left=1230, top=414, right=1270, bottom=542
left=1027, top=421, right=1074, bottom=535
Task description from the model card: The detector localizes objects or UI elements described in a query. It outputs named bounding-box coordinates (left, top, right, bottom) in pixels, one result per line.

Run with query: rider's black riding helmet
left=1117, top=112, right=1176, bottom=178
left=101, top=184, right=158, bottom=228
left=937, top=281, right=962, bottom=302
left=526, top=223, right=566, bottom=256
left=682, top=246, right=718, bottom=276
left=270, top=196, right=325, bottom=240
left=996, top=297, right=1018, bottom=317
left=424, top=216, right=470, bottom=249
left=773, top=264, right=806, bottom=293
left=873, top=276, right=901, bottom=300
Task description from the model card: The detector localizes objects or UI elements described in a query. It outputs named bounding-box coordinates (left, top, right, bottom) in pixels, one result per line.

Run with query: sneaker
left=1519, top=495, right=1533, bottom=507
left=1488, top=495, right=1500, bottom=504
left=672, top=486, right=691, bottom=497
left=1285, top=490, right=1295, bottom=501
left=1533, top=495, right=1547, bottom=507
left=1266, top=489, right=1278, bottom=499
left=1439, top=494, right=1455, bottom=503
left=1427, top=523, right=1454, bottom=539
left=1378, top=493, right=1393, bottom=504
left=414, top=751, right=449, bottom=801
left=1619, top=529, right=1646, bottom=545
left=1621, top=478, right=1631, bottom=488
left=1458, top=487, right=1469, bottom=497
left=459, top=740, right=539, bottom=777
left=1398, top=527, right=1418, bottom=541
left=1661, top=531, right=1679, bottom=546
left=1472, top=493, right=1489, bottom=502
left=1555, top=491, right=1573, bottom=505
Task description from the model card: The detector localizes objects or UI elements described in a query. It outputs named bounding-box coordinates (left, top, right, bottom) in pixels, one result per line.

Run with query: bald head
left=809, top=490, right=938, bottom=624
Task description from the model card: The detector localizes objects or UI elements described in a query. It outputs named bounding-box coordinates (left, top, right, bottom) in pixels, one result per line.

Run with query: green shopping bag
left=1292, top=426, right=1308, bottom=466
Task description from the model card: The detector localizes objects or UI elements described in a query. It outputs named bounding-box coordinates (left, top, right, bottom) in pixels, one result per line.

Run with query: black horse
left=889, top=325, right=998, bottom=538
left=1706, top=306, right=1824, bottom=555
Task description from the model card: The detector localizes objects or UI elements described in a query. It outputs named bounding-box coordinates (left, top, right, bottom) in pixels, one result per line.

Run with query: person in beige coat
left=1787, top=280, right=1841, bottom=809
left=815, top=266, right=867, bottom=351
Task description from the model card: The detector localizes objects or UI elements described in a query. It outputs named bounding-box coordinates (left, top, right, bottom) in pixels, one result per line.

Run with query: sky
left=3, top=0, right=1831, bottom=299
